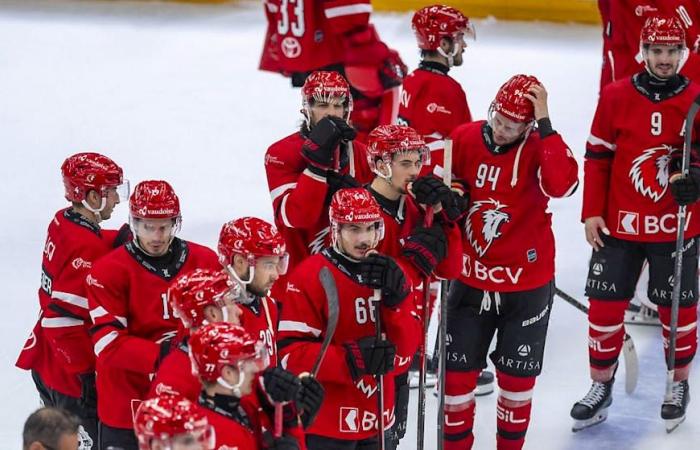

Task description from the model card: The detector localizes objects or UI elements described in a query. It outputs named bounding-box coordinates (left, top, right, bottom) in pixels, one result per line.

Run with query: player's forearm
left=95, top=334, right=160, bottom=374
left=275, top=171, right=328, bottom=229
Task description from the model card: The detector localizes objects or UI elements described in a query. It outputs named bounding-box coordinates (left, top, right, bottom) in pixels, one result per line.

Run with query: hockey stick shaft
left=555, top=287, right=638, bottom=393
left=311, top=266, right=340, bottom=378
left=666, top=94, right=700, bottom=398
left=416, top=206, right=434, bottom=450
left=373, top=288, right=385, bottom=450
left=437, top=138, right=453, bottom=450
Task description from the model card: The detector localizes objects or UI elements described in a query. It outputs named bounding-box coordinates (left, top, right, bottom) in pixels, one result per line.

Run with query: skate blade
left=665, top=415, right=686, bottom=433
left=571, top=409, right=609, bottom=432
left=475, top=382, right=494, bottom=397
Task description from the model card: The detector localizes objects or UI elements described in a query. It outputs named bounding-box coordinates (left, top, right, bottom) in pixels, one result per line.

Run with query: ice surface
left=0, top=1, right=696, bottom=448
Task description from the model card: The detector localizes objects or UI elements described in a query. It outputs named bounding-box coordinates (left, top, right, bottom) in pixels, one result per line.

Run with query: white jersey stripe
left=41, top=317, right=84, bottom=328
left=499, top=388, right=534, bottom=402
left=590, top=322, right=623, bottom=333
left=325, top=4, right=373, bottom=19
left=278, top=320, right=322, bottom=337
left=444, top=392, right=475, bottom=406
left=270, top=182, right=297, bottom=204
left=587, top=134, right=616, bottom=151
left=94, top=331, right=119, bottom=356
left=52, top=291, right=89, bottom=309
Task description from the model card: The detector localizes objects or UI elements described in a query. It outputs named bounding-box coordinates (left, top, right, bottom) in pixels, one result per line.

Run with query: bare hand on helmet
left=302, top=117, right=357, bottom=174
left=523, top=83, right=549, bottom=120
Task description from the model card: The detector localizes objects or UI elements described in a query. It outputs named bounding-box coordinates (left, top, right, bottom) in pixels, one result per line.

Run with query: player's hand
left=410, top=176, right=452, bottom=209
left=359, top=254, right=410, bottom=307
left=296, top=375, right=324, bottom=429
left=262, top=367, right=301, bottom=404
left=302, top=117, right=356, bottom=172
left=326, top=171, right=360, bottom=197
left=344, top=336, right=396, bottom=379
left=584, top=216, right=610, bottom=251
left=523, top=83, right=549, bottom=120
left=670, top=167, right=700, bottom=205
left=113, top=223, right=132, bottom=248
left=402, top=225, right=447, bottom=276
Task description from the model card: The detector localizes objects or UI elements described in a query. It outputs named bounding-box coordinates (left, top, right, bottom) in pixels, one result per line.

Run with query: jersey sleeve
left=41, top=241, right=104, bottom=375
left=582, top=86, right=616, bottom=220
left=277, top=267, right=354, bottom=386
left=434, top=221, right=463, bottom=280
left=265, top=140, right=330, bottom=230
left=380, top=260, right=421, bottom=360
left=536, top=129, right=580, bottom=198
left=87, top=261, right=161, bottom=375
left=322, top=0, right=371, bottom=35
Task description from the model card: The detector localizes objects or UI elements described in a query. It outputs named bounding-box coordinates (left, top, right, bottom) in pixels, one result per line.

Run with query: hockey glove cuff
left=297, top=375, right=325, bottom=429
left=344, top=336, right=396, bottom=380
left=402, top=225, right=447, bottom=276
left=261, top=366, right=302, bottom=404
left=359, top=254, right=410, bottom=307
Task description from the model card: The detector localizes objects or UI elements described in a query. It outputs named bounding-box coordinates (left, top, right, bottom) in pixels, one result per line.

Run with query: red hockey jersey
left=259, top=0, right=371, bottom=74
left=149, top=296, right=280, bottom=402
left=451, top=121, right=579, bottom=292
left=398, top=63, right=472, bottom=177
left=264, top=132, right=373, bottom=291
left=16, top=208, right=120, bottom=397
left=602, top=1, right=700, bottom=86
left=87, top=239, right=219, bottom=429
left=277, top=249, right=420, bottom=441
left=584, top=74, right=700, bottom=242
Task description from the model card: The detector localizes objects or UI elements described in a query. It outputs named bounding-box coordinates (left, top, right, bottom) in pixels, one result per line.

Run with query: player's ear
left=439, top=36, right=453, bottom=53
left=85, top=189, right=102, bottom=209
left=233, top=254, right=248, bottom=272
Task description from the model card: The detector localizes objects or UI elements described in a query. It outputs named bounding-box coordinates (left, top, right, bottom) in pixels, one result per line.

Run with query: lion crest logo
left=629, top=145, right=674, bottom=202
left=465, top=199, right=510, bottom=257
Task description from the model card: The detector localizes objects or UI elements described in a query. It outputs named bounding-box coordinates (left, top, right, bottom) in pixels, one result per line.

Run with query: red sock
left=443, top=370, right=478, bottom=450
left=588, top=298, right=628, bottom=380
left=658, top=305, right=698, bottom=380
left=496, top=371, right=536, bottom=450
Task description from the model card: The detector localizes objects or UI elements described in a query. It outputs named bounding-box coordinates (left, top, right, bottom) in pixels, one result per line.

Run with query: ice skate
left=662, top=380, right=689, bottom=433
left=570, top=378, right=614, bottom=432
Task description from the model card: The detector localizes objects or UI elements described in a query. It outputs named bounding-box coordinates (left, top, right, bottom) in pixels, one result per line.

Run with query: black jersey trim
left=125, top=238, right=189, bottom=281
left=64, top=208, right=101, bottom=236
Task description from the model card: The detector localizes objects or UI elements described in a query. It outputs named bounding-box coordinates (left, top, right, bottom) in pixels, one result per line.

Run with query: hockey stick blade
left=554, top=287, right=639, bottom=394
left=311, top=266, right=340, bottom=377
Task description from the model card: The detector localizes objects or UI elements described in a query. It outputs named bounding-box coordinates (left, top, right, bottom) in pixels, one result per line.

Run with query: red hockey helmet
left=134, top=392, right=213, bottom=450
left=61, top=152, right=127, bottom=203
left=218, top=217, right=289, bottom=276
left=491, top=74, right=541, bottom=123
left=329, top=188, right=384, bottom=250
left=189, top=322, right=268, bottom=384
left=168, top=269, right=241, bottom=329
left=641, top=15, right=686, bottom=47
left=412, top=5, right=474, bottom=51
left=366, top=125, right=430, bottom=175
left=129, top=180, right=181, bottom=219
left=302, top=71, right=353, bottom=118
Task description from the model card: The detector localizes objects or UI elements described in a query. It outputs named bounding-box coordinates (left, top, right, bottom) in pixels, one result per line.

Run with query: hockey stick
left=310, top=266, right=340, bottom=378
left=372, top=288, right=385, bottom=450
left=437, top=138, right=453, bottom=450
left=554, top=287, right=639, bottom=394
left=416, top=205, right=434, bottom=450
left=665, top=94, right=700, bottom=421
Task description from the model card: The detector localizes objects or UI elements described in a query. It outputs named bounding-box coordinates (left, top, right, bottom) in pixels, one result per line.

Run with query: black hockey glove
left=402, top=225, right=448, bottom=276
left=113, top=223, right=132, bottom=248
left=326, top=170, right=361, bottom=197
left=411, top=176, right=451, bottom=206
left=302, top=117, right=356, bottom=172
left=670, top=167, right=700, bottom=206
left=344, top=336, right=396, bottom=380
left=268, top=435, right=300, bottom=450
left=78, top=372, right=97, bottom=413
left=262, top=366, right=302, bottom=403
left=297, top=375, right=324, bottom=429
left=359, top=254, right=410, bottom=307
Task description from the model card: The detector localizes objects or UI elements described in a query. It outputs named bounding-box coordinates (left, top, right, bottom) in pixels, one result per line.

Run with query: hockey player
left=134, top=392, right=213, bottom=450
left=149, top=268, right=244, bottom=400
left=190, top=322, right=305, bottom=449
left=86, top=180, right=221, bottom=449
left=259, top=0, right=406, bottom=142
left=444, top=74, right=579, bottom=450
left=571, top=15, right=700, bottom=432
left=278, top=188, right=421, bottom=449
left=363, top=124, right=464, bottom=448
left=598, top=0, right=700, bottom=88
left=264, top=71, right=373, bottom=296
left=16, top=152, right=129, bottom=448
left=398, top=4, right=475, bottom=177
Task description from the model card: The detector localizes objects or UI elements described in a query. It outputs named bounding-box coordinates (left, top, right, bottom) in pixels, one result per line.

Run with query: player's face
left=645, top=44, right=683, bottom=79
left=452, top=33, right=467, bottom=66
left=491, top=112, right=529, bottom=146
left=339, top=223, right=378, bottom=259
left=249, top=255, right=282, bottom=296
left=390, top=151, right=423, bottom=193
left=310, top=98, right=346, bottom=126
left=134, top=218, right=176, bottom=256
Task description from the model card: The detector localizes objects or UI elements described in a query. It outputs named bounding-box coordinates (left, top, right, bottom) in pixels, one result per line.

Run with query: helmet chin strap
left=224, top=263, right=255, bottom=304
left=217, top=374, right=243, bottom=398
left=81, top=196, right=107, bottom=223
